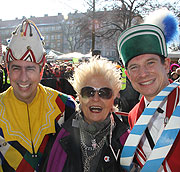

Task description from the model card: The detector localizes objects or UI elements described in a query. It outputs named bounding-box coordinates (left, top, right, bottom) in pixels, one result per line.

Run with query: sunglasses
left=80, top=86, right=113, bottom=99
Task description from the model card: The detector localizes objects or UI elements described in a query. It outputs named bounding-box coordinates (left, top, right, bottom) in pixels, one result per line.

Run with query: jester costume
left=0, top=84, right=75, bottom=171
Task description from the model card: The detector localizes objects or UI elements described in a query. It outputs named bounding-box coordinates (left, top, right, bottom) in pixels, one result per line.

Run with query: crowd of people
left=169, top=62, right=180, bottom=81
left=41, top=62, right=77, bottom=98
left=0, top=7, right=179, bottom=172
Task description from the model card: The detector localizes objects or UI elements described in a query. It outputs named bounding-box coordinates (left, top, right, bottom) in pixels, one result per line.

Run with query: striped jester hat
left=5, top=19, right=46, bottom=67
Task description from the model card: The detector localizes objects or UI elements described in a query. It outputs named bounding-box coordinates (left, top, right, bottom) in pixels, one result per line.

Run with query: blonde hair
left=71, top=57, right=122, bottom=98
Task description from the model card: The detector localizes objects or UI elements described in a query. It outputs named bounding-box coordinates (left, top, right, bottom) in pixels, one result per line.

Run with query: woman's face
left=79, top=75, right=114, bottom=124
left=172, top=73, right=179, bottom=80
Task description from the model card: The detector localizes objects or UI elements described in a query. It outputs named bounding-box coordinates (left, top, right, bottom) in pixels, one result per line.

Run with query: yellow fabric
left=120, top=67, right=126, bottom=90
left=0, top=84, right=62, bottom=154
left=72, top=58, right=79, bottom=63
left=5, top=144, right=23, bottom=170
left=3, top=69, right=10, bottom=84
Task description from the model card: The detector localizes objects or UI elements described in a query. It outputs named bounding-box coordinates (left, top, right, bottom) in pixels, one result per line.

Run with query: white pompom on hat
left=5, top=19, right=46, bottom=67
left=117, top=8, right=179, bottom=67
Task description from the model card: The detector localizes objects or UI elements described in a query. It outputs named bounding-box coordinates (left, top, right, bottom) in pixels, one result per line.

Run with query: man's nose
left=138, top=65, right=149, bottom=77
left=19, top=70, right=28, bottom=82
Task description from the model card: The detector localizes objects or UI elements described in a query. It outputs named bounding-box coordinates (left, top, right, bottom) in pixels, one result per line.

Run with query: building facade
left=0, top=11, right=123, bottom=61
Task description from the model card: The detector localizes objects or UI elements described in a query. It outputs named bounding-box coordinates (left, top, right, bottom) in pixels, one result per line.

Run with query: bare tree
left=62, top=12, right=92, bottom=52
left=63, top=0, right=179, bottom=53
left=95, top=0, right=179, bottom=39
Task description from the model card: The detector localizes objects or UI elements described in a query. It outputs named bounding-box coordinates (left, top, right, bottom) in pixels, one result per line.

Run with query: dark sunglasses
left=80, top=86, right=113, bottom=99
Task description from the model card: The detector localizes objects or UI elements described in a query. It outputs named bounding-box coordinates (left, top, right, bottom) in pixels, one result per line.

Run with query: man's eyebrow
left=128, top=63, right=138, bottom=68
left=10, top=65, right=36, bottom=69
left=26, top=66, right=36, bottom=69
left=10, top=64, right=20, bottom=68
left=146, top=57, right=157, bottom=61
left=128, top=57, right=158, bottom=68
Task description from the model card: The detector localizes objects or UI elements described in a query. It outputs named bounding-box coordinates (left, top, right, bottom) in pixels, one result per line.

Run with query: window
left=56, top=26, right=61, bottom=30
left=57, top=34, right=61, bottom=39
left=51, top=35, right=55, bottom=40
left=57, top=42, right=61, bottom=48
left=52, top=26, right=56, bottom=31
left=45, top=35, right=49, bottom=40
left=50, top=43, right=55, bottom=48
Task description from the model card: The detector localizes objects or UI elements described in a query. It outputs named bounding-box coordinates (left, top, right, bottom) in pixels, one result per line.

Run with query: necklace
left=80, top=129, right=107, bottom=172
left=78, top=111, right=116, bottom=172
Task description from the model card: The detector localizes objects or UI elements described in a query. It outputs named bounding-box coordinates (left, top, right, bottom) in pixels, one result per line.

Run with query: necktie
left=145, top=107, right=164, bottom=150
left=145, top=127, right=155, bottom=150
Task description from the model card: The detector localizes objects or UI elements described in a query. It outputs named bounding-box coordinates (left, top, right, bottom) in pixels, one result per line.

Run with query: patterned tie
left=145, top=127, right=155, bottom=150
left=145, top=107, right=164, bottom=150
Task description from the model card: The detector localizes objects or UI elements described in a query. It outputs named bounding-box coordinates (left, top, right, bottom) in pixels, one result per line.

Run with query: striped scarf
left=120, top=82, right=180, bottom=171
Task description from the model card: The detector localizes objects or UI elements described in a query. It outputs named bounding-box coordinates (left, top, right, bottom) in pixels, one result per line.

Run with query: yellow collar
left=0, top=84, right=61, bottom=153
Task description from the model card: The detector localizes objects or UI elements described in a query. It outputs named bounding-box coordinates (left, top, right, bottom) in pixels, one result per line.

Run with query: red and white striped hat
left=5, top=19, right=46, bottom=67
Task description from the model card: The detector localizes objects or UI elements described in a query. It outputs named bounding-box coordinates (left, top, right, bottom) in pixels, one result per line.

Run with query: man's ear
left=164, top=58, right=171, bottom=73
left=40, top=68, right=44, bottom=80
left=40, top=58, right=46, bottom=80
left=5, top=63, right=9, bottom=76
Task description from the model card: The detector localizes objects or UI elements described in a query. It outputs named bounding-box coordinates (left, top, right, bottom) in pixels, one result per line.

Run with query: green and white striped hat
left=117, top=24, right=167, bottom=67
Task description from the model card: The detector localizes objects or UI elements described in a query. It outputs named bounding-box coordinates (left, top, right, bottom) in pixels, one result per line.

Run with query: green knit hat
left=117, top=24, right=167, bottom=67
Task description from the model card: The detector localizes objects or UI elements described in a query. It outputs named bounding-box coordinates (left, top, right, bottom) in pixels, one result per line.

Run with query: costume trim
left=120, top=82, right=180, bottom=171
left=0, top=85, right=62, bottom=154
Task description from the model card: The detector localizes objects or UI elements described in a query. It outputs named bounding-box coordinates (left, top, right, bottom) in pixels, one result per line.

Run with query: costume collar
left=144, top=98, right=150, bottom=108
left=0, top=84, right=61, bottom=154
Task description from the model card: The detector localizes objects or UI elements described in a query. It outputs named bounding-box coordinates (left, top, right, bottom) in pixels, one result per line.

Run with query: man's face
left=8, top=60, right=41, bottom=104
left=127, top=54, right=170, bottom=102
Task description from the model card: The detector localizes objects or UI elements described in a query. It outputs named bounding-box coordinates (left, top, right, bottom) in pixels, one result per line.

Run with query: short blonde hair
left=72, top=57, right=122, bottom=97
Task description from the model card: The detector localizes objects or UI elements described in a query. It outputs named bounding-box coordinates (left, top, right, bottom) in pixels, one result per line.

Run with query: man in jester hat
left=117, top=8, right=180, bottom=172
left=0, top=19, right=75, bottom=171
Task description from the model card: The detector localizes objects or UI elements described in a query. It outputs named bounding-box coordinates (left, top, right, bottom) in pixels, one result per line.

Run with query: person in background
left=45, top=57, right=129, bottom=172
left=178, top=59, right=180, bottom=66
left=170, top=71, right=179, bottom=81
left=64, top=66, right=74, bottom=79
left=92, top=49, right=101, bottom=59
left=0, top=64, right=4, bottom=92
left=176, top=67, right=180, bottom=76
left=59, top=64, right=66, bottom=78
left=174, top=67, right=180, bottom=83
left=43, top=69, right=52, bottom=78
left=0, top=19, right=75, bottom=171
left=117, top=8, right=180, bottom=171
left=1, top=63, right=11, bottom=91
left=41, top=65, right=77, bottom=98
left=170, top=63, right=180, bottom=72
left=53, top=66, right=61, bottom=79
left=114, top=62, right=140, bottom=127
